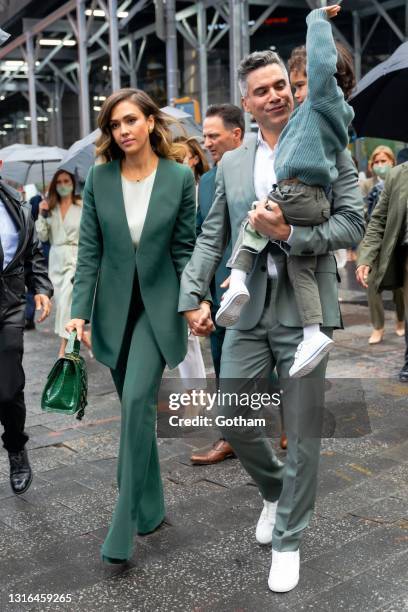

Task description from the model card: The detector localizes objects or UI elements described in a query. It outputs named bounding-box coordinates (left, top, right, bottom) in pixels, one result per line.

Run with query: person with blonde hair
left=65, top=88, right=197, bottom=564
left=359, top=145, right=404, bottom=343
left=360, top=145, right=396, bottom=201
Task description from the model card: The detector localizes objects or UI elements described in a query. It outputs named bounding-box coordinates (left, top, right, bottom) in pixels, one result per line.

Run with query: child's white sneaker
left=215, top=286, right=250, bottom=327
left=256, top=499, right=278, bottom=545
left=289, top=331, right=334, bottom=378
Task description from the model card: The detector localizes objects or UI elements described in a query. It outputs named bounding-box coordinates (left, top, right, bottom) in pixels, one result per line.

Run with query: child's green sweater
left=275, top=8, right=354, bottom=186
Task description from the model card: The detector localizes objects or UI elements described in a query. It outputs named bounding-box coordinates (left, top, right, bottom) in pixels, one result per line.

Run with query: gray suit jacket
left=179, top=134, right=365, bottom=330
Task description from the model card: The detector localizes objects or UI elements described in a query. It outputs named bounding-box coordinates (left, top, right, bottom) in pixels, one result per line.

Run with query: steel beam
left=165, top=0, right=179, bottom=104
left=128, top=39, right=137, bottom=88
left=250, top=0, right=279, bottom=36
left=370, top=0, right=405, bottom=40
left=229, top=0, right=242, bottom=105
left=26, top=33, right=38, bottom=145
left=0, top=0, right=77, bottom=60
left=108, top=0, right=121, bottom=91
left=197, top=2, right=208, bottom=115
left=76, top=0, right=90, bottom=136
left=119, top=0, right=148, bottom=29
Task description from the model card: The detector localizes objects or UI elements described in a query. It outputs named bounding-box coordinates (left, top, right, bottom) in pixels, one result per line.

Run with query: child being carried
left=215, top=4, right=355, bottom=378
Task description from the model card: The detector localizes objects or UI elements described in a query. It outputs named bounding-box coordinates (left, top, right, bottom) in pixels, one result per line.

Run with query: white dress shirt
left=0, top=197, right=19, bottom=270
left=253, top=130, right=293, bottom=277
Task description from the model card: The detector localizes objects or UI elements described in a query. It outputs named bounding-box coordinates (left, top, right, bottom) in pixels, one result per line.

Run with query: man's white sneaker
left=255, top=500, right=277, bottom=545
left=215, top=286, right=250, bottom=327
left=289, top=331, right=334, bottom=378
left=268, top=549, right=300, bottom=593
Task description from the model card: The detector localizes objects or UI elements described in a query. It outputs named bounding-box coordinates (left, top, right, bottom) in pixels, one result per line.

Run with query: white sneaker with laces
left=215, top=285, right=250, bottom=327
left=255, top=500, right=277, bottom=545
left=289, top=331, right=334, bottom=378
left=268, top=549, right=300, bottom=592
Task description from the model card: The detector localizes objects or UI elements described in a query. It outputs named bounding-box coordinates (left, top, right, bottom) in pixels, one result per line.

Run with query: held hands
left=248, top=199, right=291, bottom=241
left=184, top=301, right=215, bottom=337
left=323, top=4, right=341, bottom=19
left=34, top=294, right=51, bottom=322
left=355, top=265, right=371, bottom=289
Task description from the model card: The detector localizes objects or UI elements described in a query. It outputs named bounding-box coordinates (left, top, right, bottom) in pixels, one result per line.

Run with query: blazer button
left=261, top=265, right=267, bottom=272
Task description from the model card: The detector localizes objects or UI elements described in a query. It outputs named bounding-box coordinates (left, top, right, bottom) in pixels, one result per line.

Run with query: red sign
left=264, top=17, right=289, bottom=25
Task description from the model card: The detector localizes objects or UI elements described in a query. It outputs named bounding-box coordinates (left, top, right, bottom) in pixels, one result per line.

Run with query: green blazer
left=357, top=162, right=408, bottom=292
left=179, top=133, right=365, bottom=329
left=71, top=157, right=196, bottom=370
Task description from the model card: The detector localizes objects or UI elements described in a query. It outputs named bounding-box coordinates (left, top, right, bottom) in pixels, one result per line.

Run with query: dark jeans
left=0, top=325, right=29, bottom=452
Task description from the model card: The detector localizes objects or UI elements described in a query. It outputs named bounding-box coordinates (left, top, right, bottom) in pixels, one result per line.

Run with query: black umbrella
left=349, top=41, right=408, bottom=142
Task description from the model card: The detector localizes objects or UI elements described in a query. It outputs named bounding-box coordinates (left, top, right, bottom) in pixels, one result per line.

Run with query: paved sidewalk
left=0, top=264, right=407, bottom=611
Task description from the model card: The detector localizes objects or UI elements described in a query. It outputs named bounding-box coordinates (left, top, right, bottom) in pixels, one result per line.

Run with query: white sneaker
left=215, top=286, right=250, bottom=327
left=289, top=331, right=334, bottom=378
left=268, top=549, right=300, bottom=593
left=255, top=500, right=277, bottom=545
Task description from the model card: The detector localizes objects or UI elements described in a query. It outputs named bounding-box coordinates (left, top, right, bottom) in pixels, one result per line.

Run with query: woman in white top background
left=36, top=170, right=91, bottom=357
left=65, top=89, right=200, bottom=564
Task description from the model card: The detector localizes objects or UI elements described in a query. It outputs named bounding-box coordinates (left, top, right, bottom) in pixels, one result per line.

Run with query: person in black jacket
left=0, top=165, right=53, bottom=495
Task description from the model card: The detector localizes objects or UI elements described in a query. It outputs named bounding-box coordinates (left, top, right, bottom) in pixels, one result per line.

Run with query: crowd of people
left=0, top=3, right=407, bottom=596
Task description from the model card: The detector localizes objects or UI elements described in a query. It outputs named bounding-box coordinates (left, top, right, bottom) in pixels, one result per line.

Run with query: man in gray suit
left=179, top=51, right=364, bottom=592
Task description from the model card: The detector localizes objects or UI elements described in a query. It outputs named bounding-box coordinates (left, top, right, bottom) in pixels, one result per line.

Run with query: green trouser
left=219, top=277, right=331, bottom=552
left=102, top=305, right=166, bottom=560
left=367, top=282, right=405, bottom=329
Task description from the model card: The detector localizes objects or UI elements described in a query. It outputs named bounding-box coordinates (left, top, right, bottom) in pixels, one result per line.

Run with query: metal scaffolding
left=0, top=0, right=407, bottom=145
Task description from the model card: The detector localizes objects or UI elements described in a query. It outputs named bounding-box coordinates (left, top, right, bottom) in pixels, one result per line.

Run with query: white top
left=253, top=129, right=294, bottom=278
left=121, top=169, right=156, bottom=247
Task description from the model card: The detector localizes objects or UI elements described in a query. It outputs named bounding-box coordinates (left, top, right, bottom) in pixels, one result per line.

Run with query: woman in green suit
left=66, top=88, right=199, bottom=563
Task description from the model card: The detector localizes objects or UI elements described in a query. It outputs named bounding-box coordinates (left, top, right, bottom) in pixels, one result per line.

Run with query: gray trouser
left=229, top=183, right=331, bottom=326
left=218, top=275, right=332, bottom=551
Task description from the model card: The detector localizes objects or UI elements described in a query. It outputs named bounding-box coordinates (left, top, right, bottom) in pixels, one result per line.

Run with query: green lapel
left=103, top=159, right=135, bottom=260
left=138, top=157, right=167, bottom=252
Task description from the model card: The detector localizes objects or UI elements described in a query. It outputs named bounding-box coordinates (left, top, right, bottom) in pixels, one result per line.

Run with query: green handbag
left=41, top=331, right=88, bottom=420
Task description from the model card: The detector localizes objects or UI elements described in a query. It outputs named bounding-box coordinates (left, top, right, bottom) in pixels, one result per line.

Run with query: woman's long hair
left=185, top=137, right=210, bottom=182
left=47, top=170, right=81, bottom=212
left=96, top=88, right=184, bottom=163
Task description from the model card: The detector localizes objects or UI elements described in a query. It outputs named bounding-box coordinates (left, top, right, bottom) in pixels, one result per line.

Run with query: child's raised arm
left=306, top=6, right=342, bottom=105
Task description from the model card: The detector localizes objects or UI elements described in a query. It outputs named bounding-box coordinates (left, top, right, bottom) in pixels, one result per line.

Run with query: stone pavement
left=0, top=263, right=407, bottom=612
